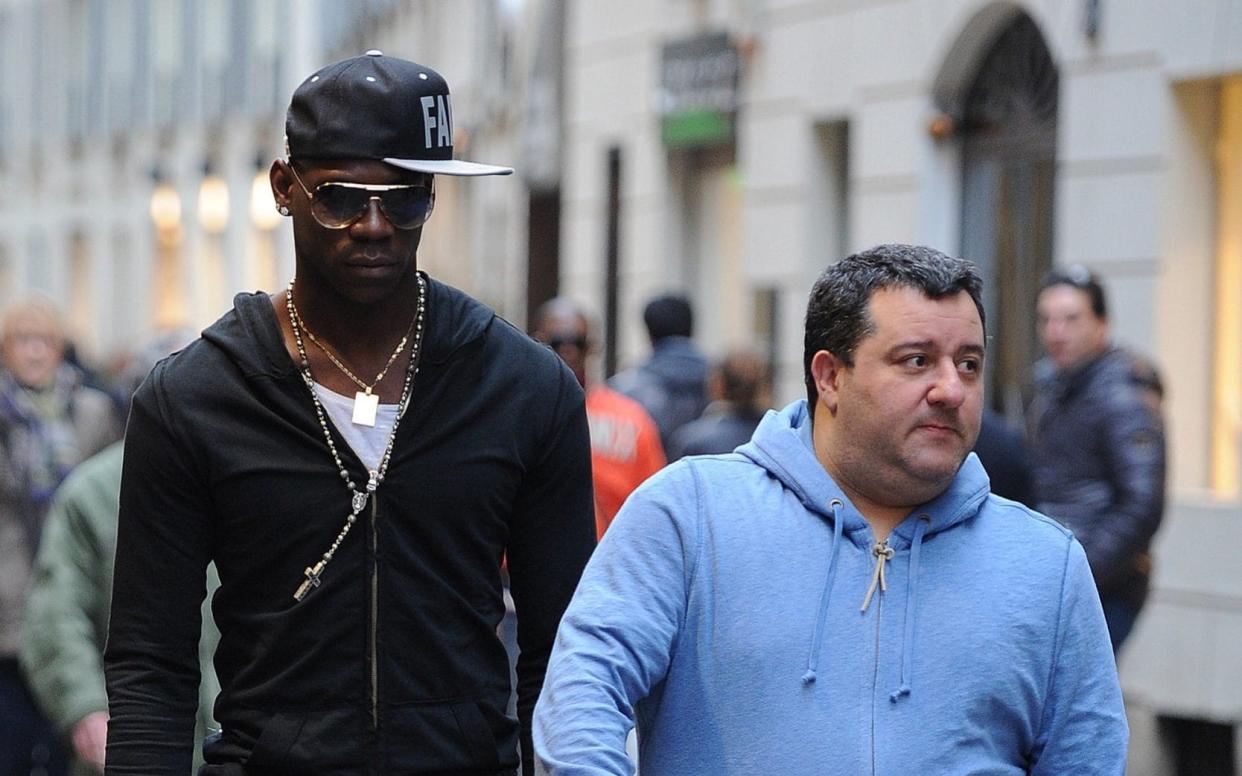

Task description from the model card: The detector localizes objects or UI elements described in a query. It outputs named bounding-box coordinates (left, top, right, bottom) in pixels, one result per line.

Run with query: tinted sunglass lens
left=313, top=185, right=370, bottom=227
left=549, top=337, right=588, bottom=351
left=379, top=188, right=433, bottom=229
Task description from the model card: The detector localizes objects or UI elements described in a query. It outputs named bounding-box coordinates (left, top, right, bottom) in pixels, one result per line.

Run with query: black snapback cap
left=285, top=50, right=513, bottom=177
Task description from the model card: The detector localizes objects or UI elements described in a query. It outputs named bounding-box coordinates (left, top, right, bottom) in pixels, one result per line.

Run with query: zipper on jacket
left=866, top=541, right=892, bottom=776
left=369, top=474, right=379, bottom=731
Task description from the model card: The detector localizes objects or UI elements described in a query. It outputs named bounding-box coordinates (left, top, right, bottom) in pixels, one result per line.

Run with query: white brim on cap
left=384, top=157, right=514, bottom=176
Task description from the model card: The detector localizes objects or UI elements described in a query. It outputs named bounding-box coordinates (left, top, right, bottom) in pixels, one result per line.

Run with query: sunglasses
left=288, top=164, right=435, bottom=230
left=547, top=335, right=589, bottom=351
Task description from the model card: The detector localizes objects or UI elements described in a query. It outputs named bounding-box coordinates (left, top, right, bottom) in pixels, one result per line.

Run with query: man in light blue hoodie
left=535, top=244, right=1127, bottom=775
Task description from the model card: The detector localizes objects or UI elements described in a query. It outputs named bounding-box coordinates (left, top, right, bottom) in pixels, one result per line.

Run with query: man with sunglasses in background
left=104, top=52, right=595, bottom=776
left=532, top=298, right=665, bottom=540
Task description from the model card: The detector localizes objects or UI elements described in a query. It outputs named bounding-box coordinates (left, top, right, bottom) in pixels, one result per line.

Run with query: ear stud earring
left=277, top=204, right=291, bottom=216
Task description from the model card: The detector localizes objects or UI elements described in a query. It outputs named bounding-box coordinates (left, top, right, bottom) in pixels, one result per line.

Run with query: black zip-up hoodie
left=105, top=278, right=595, bottom=775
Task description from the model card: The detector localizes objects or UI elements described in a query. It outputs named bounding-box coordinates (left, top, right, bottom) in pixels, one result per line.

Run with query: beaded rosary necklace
left=285, top=272, right=427, bottom=601
left=289, top=304, right=415, bottom=427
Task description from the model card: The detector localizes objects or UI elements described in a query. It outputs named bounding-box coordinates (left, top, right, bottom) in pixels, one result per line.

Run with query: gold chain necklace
left=287, top=282, right=417, bottom=427
left=285, top=272, right=427, bottom=601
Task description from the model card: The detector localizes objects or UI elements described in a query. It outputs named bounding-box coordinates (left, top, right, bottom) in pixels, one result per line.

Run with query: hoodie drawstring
left=802, top=499, right=845, bottom=685
left=859, top=542, right=895, bottom=613
left=890, top=515, right=930, bottom=703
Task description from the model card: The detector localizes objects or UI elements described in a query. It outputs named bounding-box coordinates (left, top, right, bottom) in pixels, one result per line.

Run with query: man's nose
left=928, top=361, right=967, bottom=408
left=1040, top=318, right=1065, bottom=340
left=352, top=197, right=395, bottom=238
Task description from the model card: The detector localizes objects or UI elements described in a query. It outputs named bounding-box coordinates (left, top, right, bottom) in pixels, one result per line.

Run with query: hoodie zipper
left=866, top=541, right=893, bottom=776
left=370, top=479, right=379, bottom=731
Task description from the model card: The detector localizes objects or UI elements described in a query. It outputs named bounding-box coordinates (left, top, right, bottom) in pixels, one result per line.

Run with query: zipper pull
left=860, top=542, right=894, bottom=613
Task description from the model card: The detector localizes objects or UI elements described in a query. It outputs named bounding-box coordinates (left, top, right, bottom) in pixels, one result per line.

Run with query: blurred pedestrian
left=533, top=298, right=665, bottom=538
left=608, top=293, right=708, bottom=448
left=0, top=295, right=119, bottom=776
left=21, top=441, right=221, bottom=776
left=104, top=51, right=594, bottom=775
left=972, top=408, right=1034, bottom=507
left=20, top=333, right=218, bottom=776
left=1027, top=265, right=1165, bottom=654
left=666, top=347, right=771, bottom=460
left=536, top=244, right=1126, bottom=774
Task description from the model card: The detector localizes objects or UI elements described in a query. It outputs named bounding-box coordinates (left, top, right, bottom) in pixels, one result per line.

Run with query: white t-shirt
left=311, top=382, right=399, bottom=473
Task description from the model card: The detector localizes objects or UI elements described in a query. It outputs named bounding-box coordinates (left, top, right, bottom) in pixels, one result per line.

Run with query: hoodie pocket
left=243, top=708, right=365, bottom=774
left=386, top=699, right=509, bottom=771
left=197, top=765, right=247, bottom=776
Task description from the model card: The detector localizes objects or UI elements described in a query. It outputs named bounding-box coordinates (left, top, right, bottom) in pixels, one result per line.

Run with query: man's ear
left=810, top=349, right=846, bottom=414
left=270, top=159, right=294, bottom=213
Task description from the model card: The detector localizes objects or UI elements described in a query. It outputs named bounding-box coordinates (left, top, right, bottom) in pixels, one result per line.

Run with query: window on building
left=790, top=119, right=850, bottom=404
left=0, top=243, right=12, bottom=310
left=671, top=145, right=743, bottom=362
left=201, top=2, right=230, bottom=118
left=152, top=0, right=183, bottom=125
left=251, top=0, right=281, bottom=113
left=65, top=0, right=89, bottom=140
left=106, top=0, right=135, bottom=132
left=1212, top=76, right=1242, bottom=496
left=809, top=121, right=849, bottom=280
left=0, top=8, right=10, bottom=153
left=26, top=231, right=52, bottom=294
left=958, top=12, right=1058, bottom=422
left=69, top=232, right=95, bottom=356
left=86, top=0, right=106, bottom=133
left=604, top=146, right=622, bottom=378
left=30, top=4, right=45, bottom=142
left=154, top=228, right=186, bottom=329
left=111, top=228, right=138, bottom=349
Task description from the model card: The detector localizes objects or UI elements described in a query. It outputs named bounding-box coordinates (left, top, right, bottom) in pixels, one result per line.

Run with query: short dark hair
left=643, top=294, right=693, bottom=341
left=1039, top=265, right=1107, bottom=319
left=803, top=244, right=985, bottom=405
left=716, top=349, right=770, bottom=413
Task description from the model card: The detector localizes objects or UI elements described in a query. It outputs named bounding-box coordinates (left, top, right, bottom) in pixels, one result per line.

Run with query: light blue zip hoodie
left=535, top=400, right=1127, bottom=775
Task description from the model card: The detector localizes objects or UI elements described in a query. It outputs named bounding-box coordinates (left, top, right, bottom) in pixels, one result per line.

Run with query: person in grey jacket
left=1027, top=266, right=1165, bottom=653
left=666, top=348, right=770, bottom=460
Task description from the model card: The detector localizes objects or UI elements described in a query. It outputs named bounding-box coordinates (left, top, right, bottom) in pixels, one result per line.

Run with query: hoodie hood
left=200, top=274, right=495, bottom=381
left=737, top=399, right=990, bottom=542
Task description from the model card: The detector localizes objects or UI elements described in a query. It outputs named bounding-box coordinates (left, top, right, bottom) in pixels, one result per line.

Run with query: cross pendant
left=294, top=562, right=326, bottom=601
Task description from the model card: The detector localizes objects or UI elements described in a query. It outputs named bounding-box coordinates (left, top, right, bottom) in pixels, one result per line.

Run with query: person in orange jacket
left=534, top=298, right=666, bottom=538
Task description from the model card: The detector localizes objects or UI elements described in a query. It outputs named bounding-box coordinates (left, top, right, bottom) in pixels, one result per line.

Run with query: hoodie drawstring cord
left=890, top=515, right=930, bottom=703
left=802, top=499, right=845, bottom=685
left=859, top=542, right=895, bottom=613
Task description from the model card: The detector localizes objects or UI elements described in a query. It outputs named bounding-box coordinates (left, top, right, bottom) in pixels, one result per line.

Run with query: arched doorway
left=955, top=11, right=1058, bottom=420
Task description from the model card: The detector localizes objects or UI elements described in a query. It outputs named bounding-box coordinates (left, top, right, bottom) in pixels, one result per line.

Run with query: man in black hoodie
left=104, top=52, right=595, bottom=776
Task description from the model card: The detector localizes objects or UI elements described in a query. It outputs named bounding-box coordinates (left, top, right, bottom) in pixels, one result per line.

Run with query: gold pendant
left=352, top=391, right=379, bottom=427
